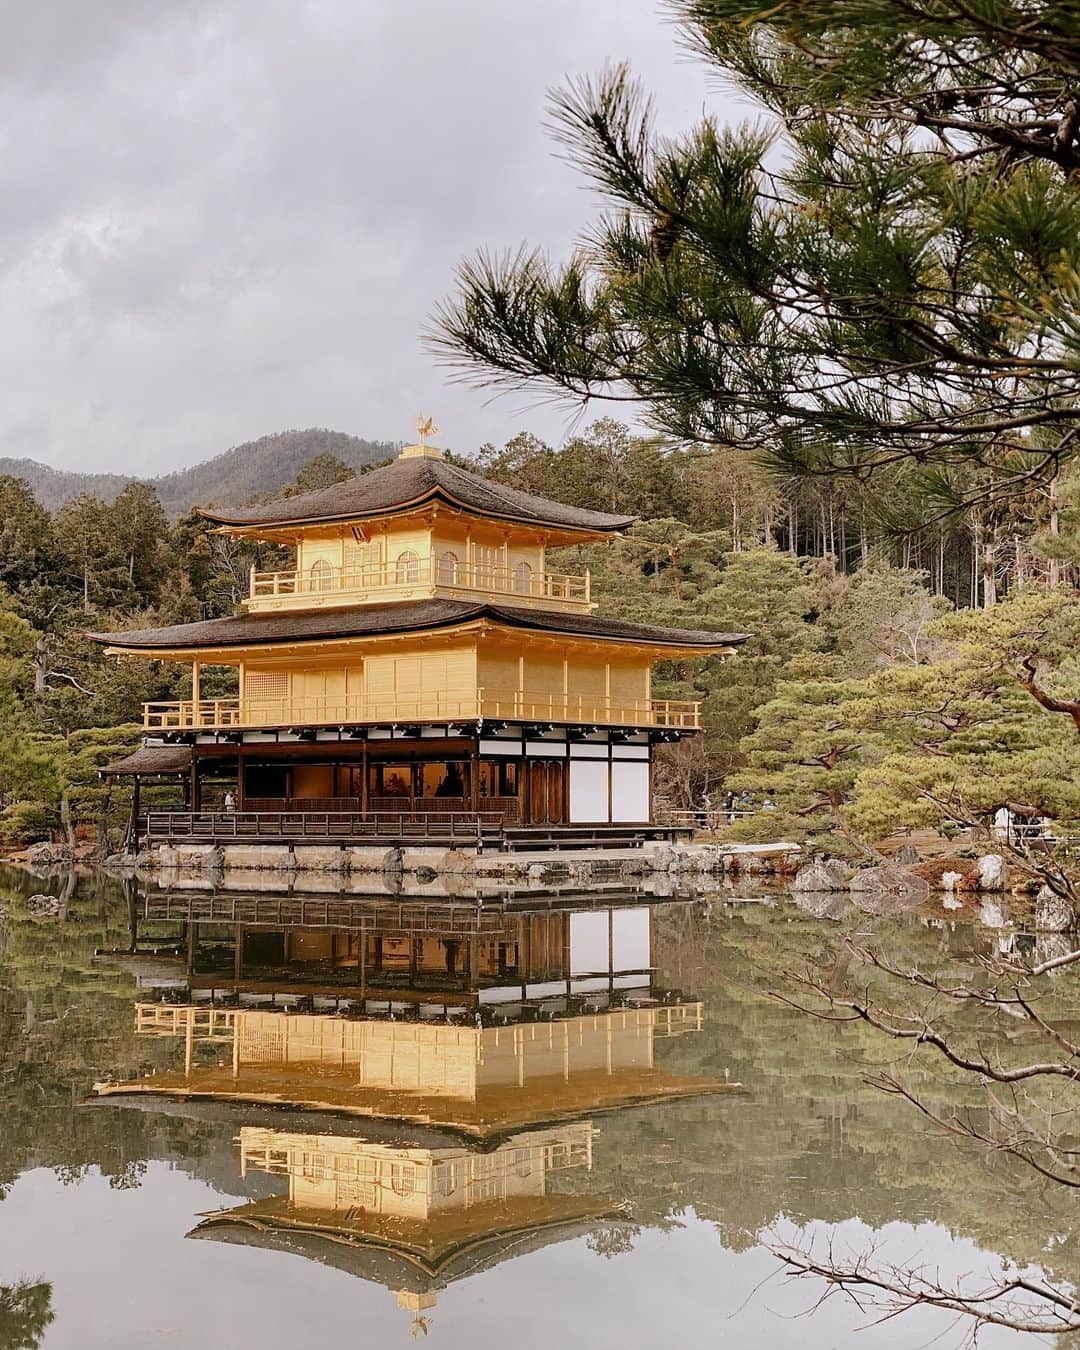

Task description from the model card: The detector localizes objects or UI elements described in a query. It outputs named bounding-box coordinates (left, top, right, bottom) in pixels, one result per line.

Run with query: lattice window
left=474, top=545, right=498, bottom=586
left=437, top=550, right=459, bottom=585
left=309, top=559, right=332, bottom=591
left=513, top=561, right=534, bottom=595
left=336, top=1179, right=376, bottom=1209
left=344, top=541, right=380, bottom=582
left=245, top=671, right=288, bottom=703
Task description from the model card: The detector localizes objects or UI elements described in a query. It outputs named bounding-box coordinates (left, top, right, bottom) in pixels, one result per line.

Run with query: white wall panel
left=570, top=911, right=609, bottom=974
left=569, top=759, right=609, bottom=823
left=611, top=908, right=651, bottom=970
left=611, top=761, right=650, bottom=822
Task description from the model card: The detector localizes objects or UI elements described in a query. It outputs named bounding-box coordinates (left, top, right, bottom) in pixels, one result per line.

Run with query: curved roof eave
left=195, top=455, right=636, bottom=535
left=86, top=598, right=750, bottom=657
left=201, top=486, right=636, bottom=536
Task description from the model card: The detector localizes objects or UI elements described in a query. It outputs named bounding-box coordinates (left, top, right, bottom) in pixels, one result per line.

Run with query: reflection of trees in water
left=1, top=871, right=1076, bottom=1337
left=586, top=898, right=1080, bottom=1337
left=0, top=1280, right=54, bottom=1350
left=769, top=931, right=1080, bottom=1335
left=0, top=867, right=228, bottom=1201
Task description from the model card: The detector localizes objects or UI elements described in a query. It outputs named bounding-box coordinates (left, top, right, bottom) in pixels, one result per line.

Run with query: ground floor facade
left=117, top=720, right=684, bottom=848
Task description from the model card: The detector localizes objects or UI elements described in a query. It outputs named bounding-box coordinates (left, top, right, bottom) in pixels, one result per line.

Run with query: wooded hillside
left=0, top=429, right=397, bottom=514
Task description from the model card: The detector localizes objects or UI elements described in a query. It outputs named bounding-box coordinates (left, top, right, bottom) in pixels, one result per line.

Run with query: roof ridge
left=87, top=597, right=749, bottom=652
left=198, top=451, right=635, bottom=532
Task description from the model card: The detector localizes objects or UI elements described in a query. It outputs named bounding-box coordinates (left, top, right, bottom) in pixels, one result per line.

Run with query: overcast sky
left=1, top=1, right=749, bottom=474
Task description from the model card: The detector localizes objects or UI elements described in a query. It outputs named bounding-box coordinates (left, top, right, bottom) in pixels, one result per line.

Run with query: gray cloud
left=0, top=0, right=748, bottom=473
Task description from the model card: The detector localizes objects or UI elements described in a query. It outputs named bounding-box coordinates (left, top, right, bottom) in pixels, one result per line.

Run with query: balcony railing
left=143, top=808, right=506, bottom=843
left=246, top=556, right=591, bottom=612
left=142, top=691, right=700, bottom=731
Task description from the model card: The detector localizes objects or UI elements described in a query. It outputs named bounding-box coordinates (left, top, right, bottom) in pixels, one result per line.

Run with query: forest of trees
left=1, top=419, right=1078, bottom=917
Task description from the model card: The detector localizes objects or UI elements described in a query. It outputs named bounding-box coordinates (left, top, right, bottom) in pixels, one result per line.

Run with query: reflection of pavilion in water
left=189, top=1121, right=619, bottom=1329
left=95, top=895, right=731, bottom=1135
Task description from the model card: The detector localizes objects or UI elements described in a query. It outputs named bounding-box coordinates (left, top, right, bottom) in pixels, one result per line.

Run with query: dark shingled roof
left=188, top=1204, right=616, bottom=1290
left=88, top=599, right=748, bottom=653
left=199, top=455, right=636, bottom=534
left=100, top=745, right=193, bottom=776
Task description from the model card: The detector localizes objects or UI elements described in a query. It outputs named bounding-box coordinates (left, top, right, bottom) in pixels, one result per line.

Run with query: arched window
left=309, top=559, right=332, bottom=592
left=434, top=1161, right=456, bottom=1197
left=395, top=550, right=420, bottom=584
left=437, top=551, right=459, bottom=586
left=513, top=561, right=534, bottom=595
left=389, top=1162, right=415, bottom=1196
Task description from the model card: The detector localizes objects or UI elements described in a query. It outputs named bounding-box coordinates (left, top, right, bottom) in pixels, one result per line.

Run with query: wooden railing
left=245, top=796, right=521, bottom=822
left=142, top=691, right=701, bottom=731
left=247, top=556, right=591, bottom=611
left=144, top=808, right=507, bottom=843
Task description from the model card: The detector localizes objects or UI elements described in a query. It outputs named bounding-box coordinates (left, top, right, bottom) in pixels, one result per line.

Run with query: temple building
left=92, top=429, right=745, bottom=847
left=94, top=896, right=733, bottom=1136
left=188, top=1122, right=618, bottom=1332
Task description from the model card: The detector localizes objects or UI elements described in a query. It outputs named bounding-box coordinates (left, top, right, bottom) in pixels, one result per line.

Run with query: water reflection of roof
left=95, top=1062, right=733, bottom=1139
left=188, top=1198, right=617, bottom=1287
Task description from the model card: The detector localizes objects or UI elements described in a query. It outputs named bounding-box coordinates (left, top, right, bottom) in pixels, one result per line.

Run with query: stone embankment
left=117, top=838, right=802, bottom=891
left=792, top=851, right=1079, bottom=931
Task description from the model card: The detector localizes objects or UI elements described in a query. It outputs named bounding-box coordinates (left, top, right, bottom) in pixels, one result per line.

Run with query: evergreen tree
left=433, top=3, right=1080, bottom=511
left=286, top=453, right=354, bottom=494
left=730, top=656, right=871, bottom=846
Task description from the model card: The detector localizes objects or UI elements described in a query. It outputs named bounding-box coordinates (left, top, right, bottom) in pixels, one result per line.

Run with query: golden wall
left=237, top=636, right=651, bottom=723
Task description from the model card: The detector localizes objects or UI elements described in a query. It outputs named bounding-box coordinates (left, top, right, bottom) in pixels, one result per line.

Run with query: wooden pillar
left=361, top=741, right=369, bottom=817
left=186, top=919, right=197, bottom=976
left=237, top=748, right=246, bottom=810
left=191, top=660, right=201, bottom=726
left=469, top=739, right=479, bottom=814
left=189, top=755, right=200, bottom=812
left=130, top=776, right=141, bottom=850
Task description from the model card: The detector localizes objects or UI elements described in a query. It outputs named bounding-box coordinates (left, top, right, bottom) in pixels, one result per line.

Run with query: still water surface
left=0, top=867, right=1073, bottom=1349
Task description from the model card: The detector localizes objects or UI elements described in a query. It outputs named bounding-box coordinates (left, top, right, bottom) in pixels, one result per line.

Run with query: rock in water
left=975, top=854, right=1008, bottom=891
left=792, top=859, right=851, bottom=893
left=1035, top=885, right=1079, bottom=933
left=26, top=842, right=73, bottom=866
left=849, top=864, right=930, bottom=908
left=26, top=893, right=63, bottom=918
left=791, top=890, right=851, bottom=921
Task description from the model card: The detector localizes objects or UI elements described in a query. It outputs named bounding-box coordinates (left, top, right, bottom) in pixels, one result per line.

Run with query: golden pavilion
left=188, top=1122, right=620, bottom=1330
left=92, top=428, right=745, bottom=846
left=94, top=894, right=734, bottom=1135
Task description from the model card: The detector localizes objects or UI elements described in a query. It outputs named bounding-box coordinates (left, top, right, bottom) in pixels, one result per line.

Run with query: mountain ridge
left=0, top=428, right=399, bottom=514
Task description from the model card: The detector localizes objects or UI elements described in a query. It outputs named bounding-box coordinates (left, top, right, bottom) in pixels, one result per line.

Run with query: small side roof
left=88, top=598, right=749, bottom=655
left=100, top=745, right=194, bottom=777
left=199, top=455, right=636, bottom=535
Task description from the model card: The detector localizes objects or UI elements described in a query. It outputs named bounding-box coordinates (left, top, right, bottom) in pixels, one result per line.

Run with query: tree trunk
left=60, top=793, right=77, bottom=852
left=1048, top=475, right=1061, bottom=588
left=33, top=638, right=48, bottom=695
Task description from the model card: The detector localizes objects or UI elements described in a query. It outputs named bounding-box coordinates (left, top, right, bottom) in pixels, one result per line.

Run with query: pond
left=0, top=865, right=1074, bottom=1349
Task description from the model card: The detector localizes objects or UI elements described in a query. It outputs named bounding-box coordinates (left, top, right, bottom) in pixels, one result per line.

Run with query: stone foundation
left=133, top=838, right=801, bottom=886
